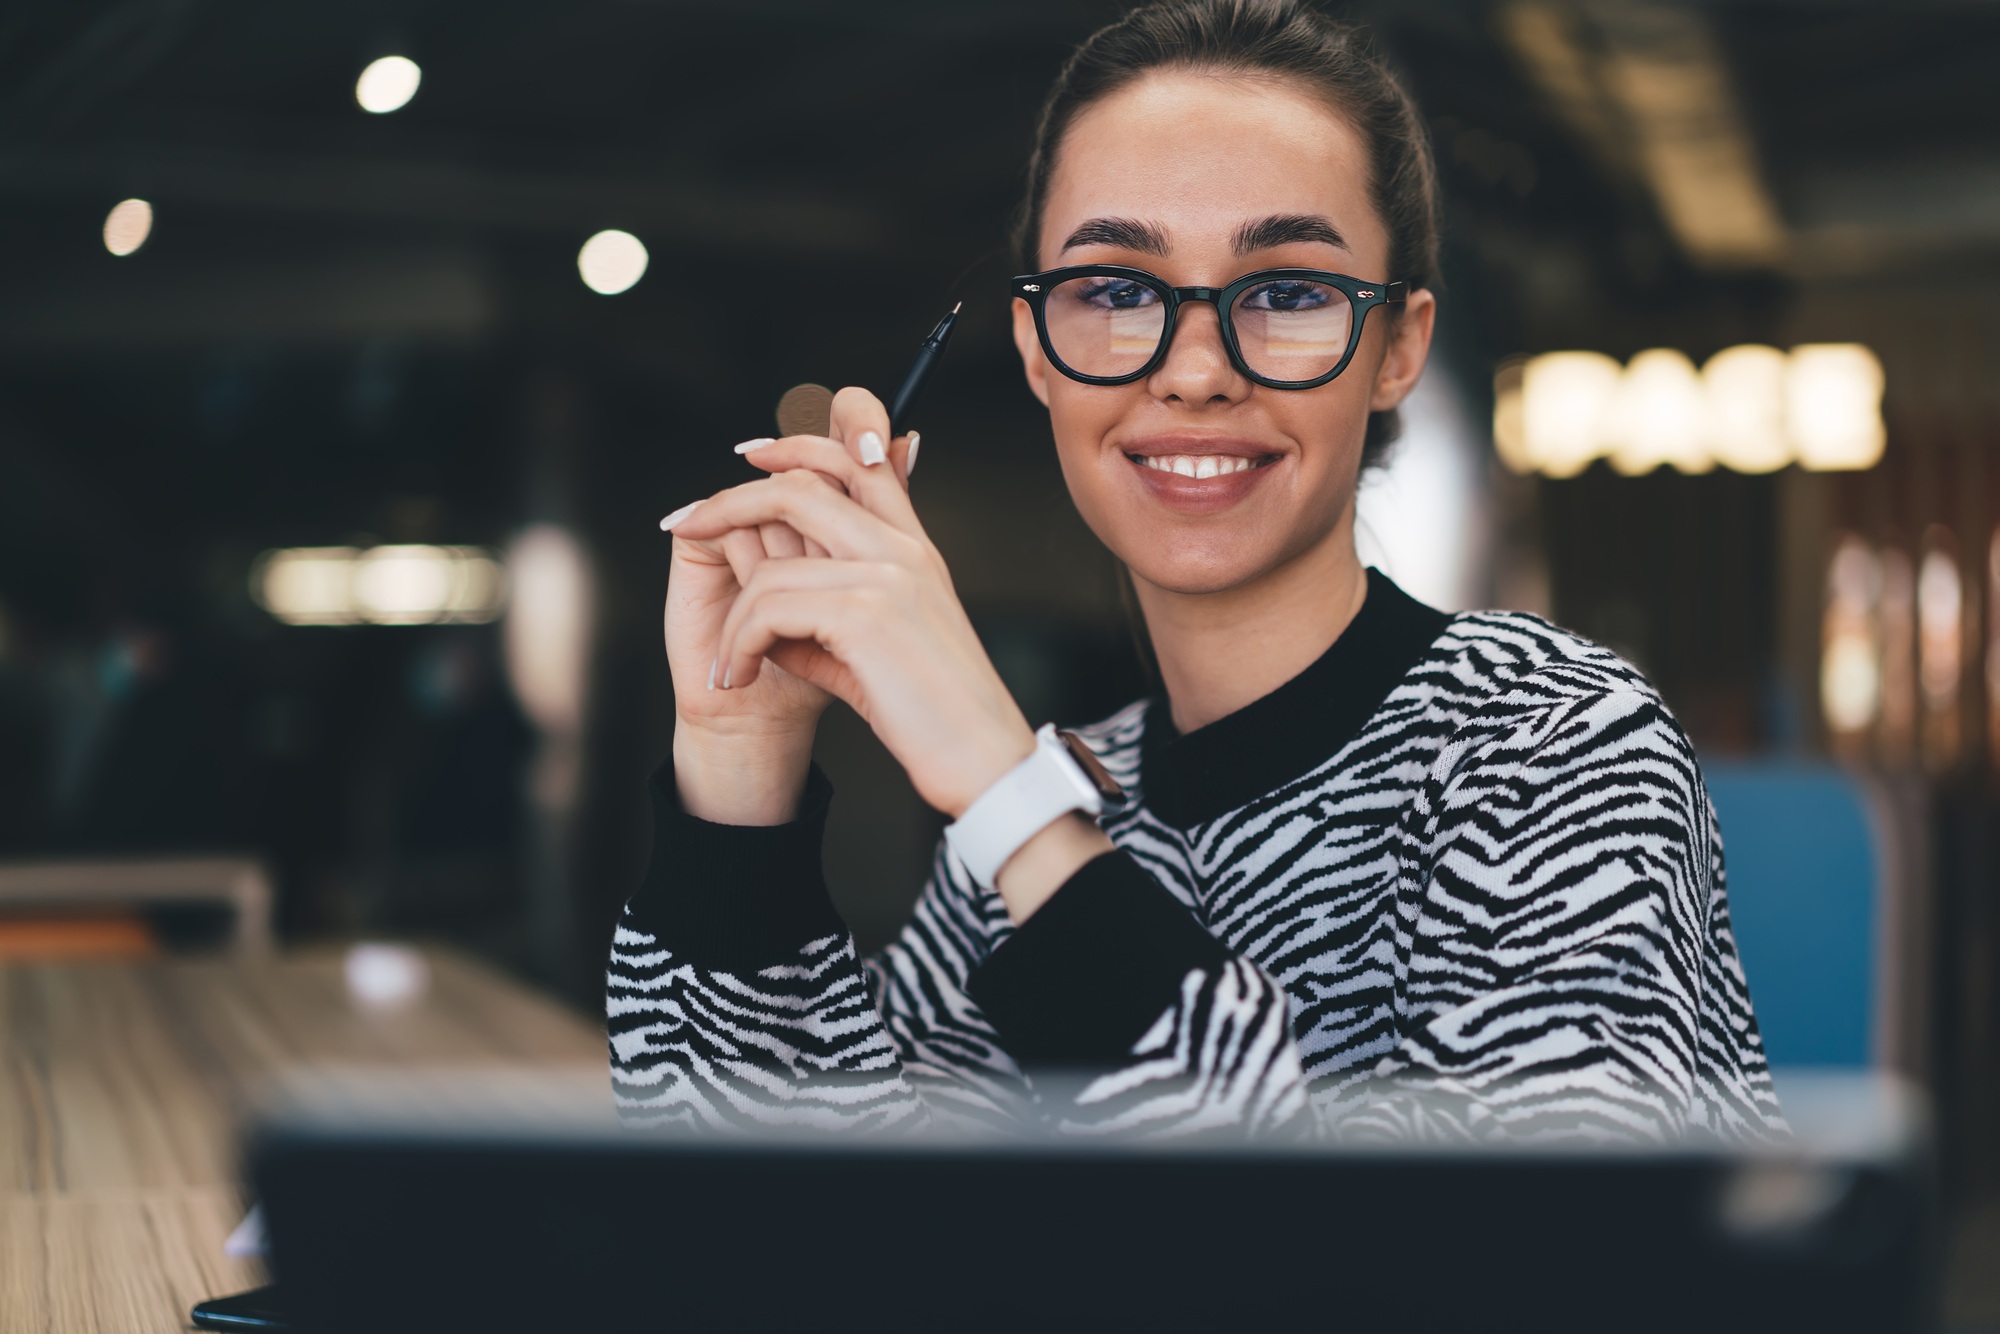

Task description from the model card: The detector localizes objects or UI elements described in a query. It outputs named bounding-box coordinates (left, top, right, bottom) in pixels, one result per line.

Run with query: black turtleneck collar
left=1136, top=568, right=1451, bottom=829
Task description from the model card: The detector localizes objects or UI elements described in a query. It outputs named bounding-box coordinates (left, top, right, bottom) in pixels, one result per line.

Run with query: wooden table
left=0, top=948, right=606, bottom=1332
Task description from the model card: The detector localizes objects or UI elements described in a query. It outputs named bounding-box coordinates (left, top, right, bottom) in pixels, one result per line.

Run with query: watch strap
left=944, top=724, right=1106, bottom=890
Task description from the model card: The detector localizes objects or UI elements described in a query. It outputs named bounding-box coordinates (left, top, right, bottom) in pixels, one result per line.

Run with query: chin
left=1061, top=444, right=1357, bottom=599
left=1120, top=533, right=1281, bottom=596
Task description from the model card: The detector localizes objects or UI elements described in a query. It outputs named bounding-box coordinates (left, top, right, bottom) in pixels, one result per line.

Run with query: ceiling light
left=577, top=229, right=648, bottom=295
left=253, top=547, right=360, bottom=625
left=1702, top=344, right=1790, bottom=474
left=1501, top=342, right=1887, bottom=477
left=1788, top=344, right=1886, bottom=471
left=1607, top=348, right=1712, bottom=475
left=1520, top=351, right=1621, bottom=477
left=356, top=55, right=422, bottom=114
left=352, top=545, right=460, bottom=625
left=252, top=545, right=505, bottom=626
left=102, top=198, right=153, bottom=256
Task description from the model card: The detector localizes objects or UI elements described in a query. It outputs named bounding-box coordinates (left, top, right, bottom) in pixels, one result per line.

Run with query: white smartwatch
left=944, top=724, right=1122, bottom=890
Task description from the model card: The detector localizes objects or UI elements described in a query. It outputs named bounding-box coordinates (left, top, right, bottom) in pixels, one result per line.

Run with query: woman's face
left=1013, top=71, right=1435, bottom=596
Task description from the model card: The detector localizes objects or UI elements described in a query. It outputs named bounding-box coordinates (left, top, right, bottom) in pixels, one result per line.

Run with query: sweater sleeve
left=607, top=758, right=1315, bottom=1139
left=1333, top=685, right=1786, bottom=1144
left=967, top=851, right=1313, bottom=1138
left=607, top=761, right=942, bottom=1131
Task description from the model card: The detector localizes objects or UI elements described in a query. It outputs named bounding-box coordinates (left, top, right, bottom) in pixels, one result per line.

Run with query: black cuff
left=623, top=759, right=848, bottom=971
left=968, top=851, right=1229, bottom=1068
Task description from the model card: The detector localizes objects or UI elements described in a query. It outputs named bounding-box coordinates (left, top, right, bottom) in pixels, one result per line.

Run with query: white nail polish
left=905, top=431, right=921, bottom=478
left=733, top=437, right=776, bottom=454
left=857, top=431, right=886, bottom=466
left=659, top=501, right=701, bottom=531
left=707, top=657, right=717, bottom=691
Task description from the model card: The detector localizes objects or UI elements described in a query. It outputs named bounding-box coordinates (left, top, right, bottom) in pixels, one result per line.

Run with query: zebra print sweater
left=608, top=570, right=1785, bottom=1142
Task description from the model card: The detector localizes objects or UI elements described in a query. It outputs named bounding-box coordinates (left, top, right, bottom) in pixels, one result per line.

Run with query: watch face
left=1058, top=730, right=1124, bottom=801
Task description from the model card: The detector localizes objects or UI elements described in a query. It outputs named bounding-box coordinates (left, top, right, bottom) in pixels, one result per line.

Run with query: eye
left=1240, top=280, right=1333, bottom=313
left=1076, top=278, right=1160, bottom=310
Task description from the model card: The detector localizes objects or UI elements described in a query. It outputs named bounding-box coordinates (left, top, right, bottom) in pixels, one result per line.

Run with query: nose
left=1147, top=298, right=1249, bottom=406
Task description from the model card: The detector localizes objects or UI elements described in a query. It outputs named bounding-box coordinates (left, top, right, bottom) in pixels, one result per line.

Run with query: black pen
left=887, top=301, right=961, bottom=439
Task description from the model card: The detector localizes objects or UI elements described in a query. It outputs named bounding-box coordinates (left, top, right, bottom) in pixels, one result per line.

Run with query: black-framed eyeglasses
left=1012, top=265, right=1407, bottom=390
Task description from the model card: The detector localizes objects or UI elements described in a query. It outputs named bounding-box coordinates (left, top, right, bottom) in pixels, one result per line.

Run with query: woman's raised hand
left=663, top=388, right=1036, bottom=825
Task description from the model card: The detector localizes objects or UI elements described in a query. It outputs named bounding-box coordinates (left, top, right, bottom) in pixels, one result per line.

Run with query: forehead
left=1041, top=70, right=1386, bottom=265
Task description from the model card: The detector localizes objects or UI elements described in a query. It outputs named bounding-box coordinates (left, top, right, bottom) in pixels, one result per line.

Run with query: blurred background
left=0, top=0, right=1995, bottom=1313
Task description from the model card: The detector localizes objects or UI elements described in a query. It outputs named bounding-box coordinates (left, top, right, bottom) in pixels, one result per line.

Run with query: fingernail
left=706, top=657, right=717, bottom=691
left=659, top=501, right=702, bottom=531
left=733, top=437, right=776, bottom=455
left=905, top=431, right=921, bottom=478
left=857, top=431, right=886, bottom=466
left=722, top=662, right=734, bottom=690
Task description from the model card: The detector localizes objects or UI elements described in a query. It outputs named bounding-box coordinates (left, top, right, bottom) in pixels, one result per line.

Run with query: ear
left=1368, top=287, right=1437, bottom=414
left=1012, top=296, right=1052, bottom=408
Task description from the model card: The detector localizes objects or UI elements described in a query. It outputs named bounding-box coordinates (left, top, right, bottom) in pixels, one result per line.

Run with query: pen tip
left=950, top=301, right=963, bottom=314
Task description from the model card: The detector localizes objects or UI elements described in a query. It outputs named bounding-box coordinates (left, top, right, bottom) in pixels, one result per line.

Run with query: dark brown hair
left=1013, top=0, right=1440, bottom=465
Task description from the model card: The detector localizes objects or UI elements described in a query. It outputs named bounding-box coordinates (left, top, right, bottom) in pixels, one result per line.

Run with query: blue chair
left=1702, top=761, right=1879, bottom=1069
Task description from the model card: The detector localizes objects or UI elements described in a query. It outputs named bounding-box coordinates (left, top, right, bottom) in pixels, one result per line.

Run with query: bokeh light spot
left=577, top=229, right=648, bottom=295
left=356, top=55, right=423, bottom=114
left=103, top=198, right=153, bottom=256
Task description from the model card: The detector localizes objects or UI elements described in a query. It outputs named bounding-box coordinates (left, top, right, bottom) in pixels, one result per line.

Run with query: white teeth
left=1138, top=453, right=1259, bottom=476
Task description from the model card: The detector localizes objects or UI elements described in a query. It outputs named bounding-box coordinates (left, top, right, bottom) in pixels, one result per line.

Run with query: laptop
left=246, top=1070, right=1935, bottom=1334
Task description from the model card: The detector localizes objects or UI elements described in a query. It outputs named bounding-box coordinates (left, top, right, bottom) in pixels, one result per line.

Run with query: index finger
left=827, top=386, right=913, bottom=487
left=741, top=434, right=923, bottom=540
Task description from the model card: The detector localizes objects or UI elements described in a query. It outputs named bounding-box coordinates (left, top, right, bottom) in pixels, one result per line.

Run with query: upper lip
left=1119, top=436, right=1281, bottom=459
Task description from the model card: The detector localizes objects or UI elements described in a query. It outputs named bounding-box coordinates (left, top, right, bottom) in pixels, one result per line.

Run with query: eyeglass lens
left=1042, top=274, right=1357, bottom=383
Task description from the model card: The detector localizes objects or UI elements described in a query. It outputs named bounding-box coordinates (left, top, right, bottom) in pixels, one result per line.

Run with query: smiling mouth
left=1128, top=453, right=1276, bottom=478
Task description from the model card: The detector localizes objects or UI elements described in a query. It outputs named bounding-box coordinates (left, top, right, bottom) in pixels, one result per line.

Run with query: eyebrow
left=1059, top=217, right=1170, bottom=256
left=1232, top=213, right=1348, bottom=254
left=1057, top=213, right=1349, bottom=260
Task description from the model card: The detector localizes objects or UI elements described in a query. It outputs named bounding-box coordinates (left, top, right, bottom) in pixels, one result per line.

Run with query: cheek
left=1043, top=382, right=1147, bottom=547
left=1044, top=381, right=1130, bottom=472
left=1272, top=374, right=1372, bottom=485
left=1290, top=325, right=1390, bottom=477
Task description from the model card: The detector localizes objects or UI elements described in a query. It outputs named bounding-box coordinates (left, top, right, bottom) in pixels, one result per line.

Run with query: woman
left=610, top=0, right=1783, bottom=1142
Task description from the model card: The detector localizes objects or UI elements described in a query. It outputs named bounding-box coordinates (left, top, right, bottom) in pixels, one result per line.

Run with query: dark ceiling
left=0, top=0, right=1994, bottom=632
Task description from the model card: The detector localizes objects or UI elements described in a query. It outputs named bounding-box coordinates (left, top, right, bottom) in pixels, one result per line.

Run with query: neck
left=1134, top=512, right=1369, bottom=736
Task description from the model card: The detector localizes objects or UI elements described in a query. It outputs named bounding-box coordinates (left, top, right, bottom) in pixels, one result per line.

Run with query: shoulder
left=1419, top=609, right=1668, bottom=722
left=1424, top=616, right=1704, bottom=792
left=1413, top=611, right=1700, bottom=782
left=1427, top=609, right=1655, bottom=699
